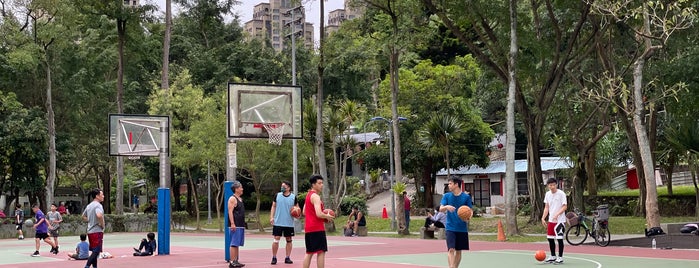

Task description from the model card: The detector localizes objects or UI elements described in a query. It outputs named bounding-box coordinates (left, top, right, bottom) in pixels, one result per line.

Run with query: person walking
left=227, top=181, right=246, bottom=268
left=82, top=188, right=105, bottom=268
left=403, top=191, right=411, bottom=232
left=270, top=181, right=297, bottom=265
left=47, top=203, right=63, bottom=253
left=541, top=178, right=567, bottom=264
left=14, top=203, right=24, bottom=240
left=302, top=175, right=334, bottom=268
left=440, top=177, right=473, bottom=268
left=31, top=204, right=58, bottom=257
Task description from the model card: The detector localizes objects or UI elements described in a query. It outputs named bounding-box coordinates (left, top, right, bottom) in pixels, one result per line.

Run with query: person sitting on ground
left=133, top=232, right=157, bottom=256
left=344, top=207, right=366, bottom=237
left=424, top=206, right=446, bottom=229
left=67, top=234, right=90, bottom=260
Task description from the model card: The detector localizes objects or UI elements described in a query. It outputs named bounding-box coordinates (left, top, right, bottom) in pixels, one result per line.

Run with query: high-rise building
left=123, top=0, right=139, bottom=7
left=326, top=1, right=363, bottom=35
left=244, top=0, right=314, bottom=51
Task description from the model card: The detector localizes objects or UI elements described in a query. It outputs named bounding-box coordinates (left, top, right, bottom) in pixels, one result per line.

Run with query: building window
left=491, top=181, right=501, bottom=196
left=517, top=173, right=528, bottom=195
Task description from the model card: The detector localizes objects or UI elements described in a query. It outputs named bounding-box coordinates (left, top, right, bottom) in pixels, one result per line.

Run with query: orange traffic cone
left=382, top=204, right=388, bottom=219
left=497, top=219, right=506, bottom=241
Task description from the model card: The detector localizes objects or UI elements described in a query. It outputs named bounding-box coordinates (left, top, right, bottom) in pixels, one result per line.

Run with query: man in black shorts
left=270, top=181, right=298, bottom=264
left=302, top=175, right=334, bottom=268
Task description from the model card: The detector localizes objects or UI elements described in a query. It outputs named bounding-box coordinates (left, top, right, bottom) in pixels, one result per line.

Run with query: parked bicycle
left=565, top=205, right=611, bottom=247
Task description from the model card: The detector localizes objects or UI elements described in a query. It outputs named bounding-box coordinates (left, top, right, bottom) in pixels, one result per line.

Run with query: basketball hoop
left=263, top=123, right=286, bottom=145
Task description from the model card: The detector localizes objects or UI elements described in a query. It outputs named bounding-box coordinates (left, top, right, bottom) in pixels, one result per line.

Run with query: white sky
left=149, top=0, right=346, bottom=43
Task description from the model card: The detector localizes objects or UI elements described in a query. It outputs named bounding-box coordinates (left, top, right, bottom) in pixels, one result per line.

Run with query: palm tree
left=418, top=114, right=464, bottom=179
left=665, top=117, right=699, bottom=217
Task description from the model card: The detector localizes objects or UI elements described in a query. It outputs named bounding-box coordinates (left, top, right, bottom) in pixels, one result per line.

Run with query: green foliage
left=392, top=181, right=407, bottom=195
left=339, top=195, right=368, bottom=215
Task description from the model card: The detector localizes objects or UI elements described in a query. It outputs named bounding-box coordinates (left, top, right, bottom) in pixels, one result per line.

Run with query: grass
left=183, top=211, right=698, bottom=241
left=597, top=185, right=697, bottom=197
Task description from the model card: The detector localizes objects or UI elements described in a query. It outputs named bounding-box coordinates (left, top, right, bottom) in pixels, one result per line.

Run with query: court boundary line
left=482, top=250, right=601, bottom=268
left=488, top=249, right=699, bottom=263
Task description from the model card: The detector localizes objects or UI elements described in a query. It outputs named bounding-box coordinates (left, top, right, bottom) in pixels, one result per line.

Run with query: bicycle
left=565, top=205, right=611, bottom=247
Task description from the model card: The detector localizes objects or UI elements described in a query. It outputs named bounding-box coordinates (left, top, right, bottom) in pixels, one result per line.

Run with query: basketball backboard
left=228, top=83, right=302, bottom=139
left=109, top=114, right=169, bottom=156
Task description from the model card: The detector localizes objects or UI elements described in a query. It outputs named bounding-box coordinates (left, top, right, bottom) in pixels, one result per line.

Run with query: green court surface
left=346, top=250, right=699, bottom=268
left=2, top=233, right=698, bottom=268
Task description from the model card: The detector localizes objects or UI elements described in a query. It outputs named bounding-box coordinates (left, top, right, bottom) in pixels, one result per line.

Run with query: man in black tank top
left=228, top=181, right=246, bottom=267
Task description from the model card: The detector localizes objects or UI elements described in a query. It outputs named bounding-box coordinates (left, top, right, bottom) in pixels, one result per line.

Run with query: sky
left=150, top=0, right=346, bottom=44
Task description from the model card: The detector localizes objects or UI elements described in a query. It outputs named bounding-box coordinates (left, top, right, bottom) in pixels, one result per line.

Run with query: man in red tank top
left=302, top=175, right=334, bottom=268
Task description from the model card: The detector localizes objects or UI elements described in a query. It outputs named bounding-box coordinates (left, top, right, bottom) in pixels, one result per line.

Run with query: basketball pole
left=224, top=138, right=237, bottom=261
left=158, top=117, right=171, bottom=255
left=289, top=4, right=302, bottom=233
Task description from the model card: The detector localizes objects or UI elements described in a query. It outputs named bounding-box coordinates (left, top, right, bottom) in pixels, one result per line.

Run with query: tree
left=418, top=114, right=464, bottom=180
left=587, top=0, right=695, bottom=228
left=422, top=0, right=596, bottom=222
left=505, top=0, right=519, bottom=236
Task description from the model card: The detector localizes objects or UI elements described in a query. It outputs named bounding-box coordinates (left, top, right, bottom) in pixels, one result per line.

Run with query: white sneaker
left=545, top=256, right=557, bottom=263
left=554, top=257, right=564, bottom=265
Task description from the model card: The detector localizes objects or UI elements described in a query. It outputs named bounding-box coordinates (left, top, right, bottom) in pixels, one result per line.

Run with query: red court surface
left=1, top=232, right=698, bottom=268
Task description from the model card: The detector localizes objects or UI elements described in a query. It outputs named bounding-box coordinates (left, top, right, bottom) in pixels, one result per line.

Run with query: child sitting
left=133, top=232, right=157, bottom=256
left=66, top=234, right=90, bottom=260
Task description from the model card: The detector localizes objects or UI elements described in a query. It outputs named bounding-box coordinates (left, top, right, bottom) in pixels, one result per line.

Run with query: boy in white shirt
left=541, top=178, right=567, bottom=264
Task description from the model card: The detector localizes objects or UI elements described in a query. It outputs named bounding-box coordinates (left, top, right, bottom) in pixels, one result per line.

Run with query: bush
left=339, top=195, right=367, bottom=215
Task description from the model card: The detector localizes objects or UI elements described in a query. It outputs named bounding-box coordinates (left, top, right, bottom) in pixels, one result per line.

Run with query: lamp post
left=207, top=160, right=212, bottom=224
left=369, top=116, right=407, bottom=230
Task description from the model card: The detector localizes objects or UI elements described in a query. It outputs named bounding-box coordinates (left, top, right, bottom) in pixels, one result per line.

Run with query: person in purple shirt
left=31, top=204, right=58, bottom=257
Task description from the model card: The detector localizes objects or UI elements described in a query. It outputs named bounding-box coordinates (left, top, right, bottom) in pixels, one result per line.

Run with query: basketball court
left=1, top=232, right=698, bottom=268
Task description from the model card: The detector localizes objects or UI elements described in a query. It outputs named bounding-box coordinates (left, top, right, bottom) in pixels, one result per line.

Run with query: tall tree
left=588, top=0, right=695, bottom=229
left=505, top=0, right=519, bottom=236
left=316, top=0, right=329, bottom=202
left=422, top=0, right=595, bottom=222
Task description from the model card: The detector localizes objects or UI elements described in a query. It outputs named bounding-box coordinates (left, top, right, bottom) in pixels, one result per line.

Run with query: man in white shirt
left=541, top=178, right=567, bottom=264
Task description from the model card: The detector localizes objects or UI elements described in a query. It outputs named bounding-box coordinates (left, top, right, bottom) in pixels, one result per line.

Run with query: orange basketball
left=457, top=205, right=473, bottom=221
left=535, top=250, right=546, bottom=262
left=290, top=206, right=301, bottom=219
left=323, top=209, right=335, bottom=222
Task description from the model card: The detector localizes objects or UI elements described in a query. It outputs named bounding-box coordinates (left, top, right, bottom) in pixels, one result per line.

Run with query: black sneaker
left=284, top=257, right=293, bottom=264
left=134, top=247, right=141, bottom=253
left=271, top=257, right=277, bottom=265
left=31, top=251, right=40, bottom=257
left=229, top=261, right=245, bottom=267
left=50, top=247, right=56, bottom=254
left=53, top=246, right=59, bottom=254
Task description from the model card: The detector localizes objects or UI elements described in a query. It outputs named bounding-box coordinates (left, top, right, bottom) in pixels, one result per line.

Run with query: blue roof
left=437, top=157, right=573, bottom=175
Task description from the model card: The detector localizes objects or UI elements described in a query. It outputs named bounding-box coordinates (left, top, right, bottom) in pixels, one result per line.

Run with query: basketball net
left=263, top=123, right=286, bottom=145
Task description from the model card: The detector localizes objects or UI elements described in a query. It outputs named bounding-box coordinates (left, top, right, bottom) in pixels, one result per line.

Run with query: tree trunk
left=161, top=0, right=171, bottom=91
left=525, top=123, right=545, bottom=224
left=316, top=0, right=329, bottom=203
left=692, top=164, right=698, bottom=218
left=571, top=156, right=586, bottom=212
left=44, top=48, right=57, bottom=208
left=187, top=169, right=200, bottom=230
left=632, top=56, right=660, bottom=229
left=618, top=111, right=646, bottom=216
left=396, top=193, right=407, bottom=235
left=115, top=18, right=127, bottom=215
left=100, top=165, right=111, bottom=214
left=662, top=153, right=676, bottom=196
left=585, top=149, right=598, bottom=195
left=504, top=0, right=520, bottom=237
left=422, top=159, right=433, bottom=207
left=389, top=47, right=403, bottom=185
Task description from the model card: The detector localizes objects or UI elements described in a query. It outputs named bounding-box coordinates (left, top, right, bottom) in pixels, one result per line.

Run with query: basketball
left=323, top=209, right=335, bottom=222
left=457, top=205, right=473, bottom=221
left=290, top=206, right=301, bottom=218
left=24, top=219, right=34, bottom=227
left=535, top=250, right=546, bottom=262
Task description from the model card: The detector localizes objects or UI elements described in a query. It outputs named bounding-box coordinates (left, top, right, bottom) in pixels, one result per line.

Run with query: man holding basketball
left=303, top=175, right=334, bottom=268
left=541, top=178, right=567, bottom=264
left=270, top=181, right=298, bottom=265
left=440, top=177, right=472, bottom=268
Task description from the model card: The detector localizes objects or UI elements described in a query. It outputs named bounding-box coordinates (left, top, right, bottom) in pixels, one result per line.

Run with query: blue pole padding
left=158, top=188, right=171, bottom=255
left=223, top=181, right=233, bottom=262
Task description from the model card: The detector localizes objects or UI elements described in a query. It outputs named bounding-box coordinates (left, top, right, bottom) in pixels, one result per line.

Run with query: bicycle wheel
left=566, top=224, right=588, bottom=245
left=595, top=225, right=611, bottom=247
